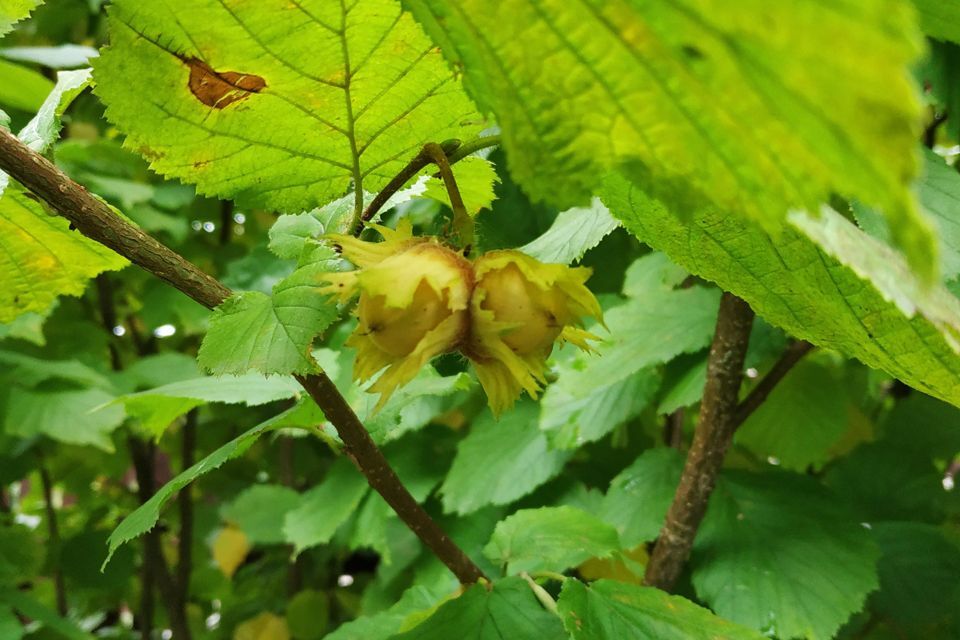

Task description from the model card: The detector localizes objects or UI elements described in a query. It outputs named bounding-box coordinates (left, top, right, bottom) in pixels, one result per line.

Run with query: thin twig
left=0, top=126, right=487, bottom=586
left=421, top=142, right=473, bottom=252
left=353, top=135, right=500, bottom=236
left=38, top=457, right=68, bottom=616
left=732, top=340, right=814, bottom=427
left=445, top=134, right=501, bottom=164
left=644, top=293, right=755, bottom=590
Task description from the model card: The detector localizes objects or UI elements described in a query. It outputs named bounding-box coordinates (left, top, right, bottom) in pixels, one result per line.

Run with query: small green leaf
left=198, top=246, right=341, bottom=375
left=0, top=183, right=128, bottom=323
left=483, top=506, right=620, bottom=575
left=324, top=586, right=437, bottom=640
left=601, top=448, right=683, bottom=548
left=103, top=409, right=288, bottom=568
left=520, top=198, right=620, bottom=265
left=222, top=484, right=302, bottom=545
left=440, top=402, right=571, bottom=515
left=18, top=69, right=90, bottom=152
left=283, top=457, right=369, bottom=555
left=0, top=0, right=41, bottom=37
left=93, top=0, right=480, bottom=214
left=391, top=577, right=567, bottom=640
left=557, top=579, right=765, bottom=640
left=423, top=156, right=498, bottom=215
left=408, top=0, right=935, bottom=276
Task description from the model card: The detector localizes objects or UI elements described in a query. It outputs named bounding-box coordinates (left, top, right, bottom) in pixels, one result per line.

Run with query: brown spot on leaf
left=186, top=58, right=266, bottom=109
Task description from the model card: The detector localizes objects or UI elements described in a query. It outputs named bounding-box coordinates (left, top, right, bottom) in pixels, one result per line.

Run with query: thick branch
left=644, top=293, right=755, bottom=590
left=0, top=126, right=486, bottom=586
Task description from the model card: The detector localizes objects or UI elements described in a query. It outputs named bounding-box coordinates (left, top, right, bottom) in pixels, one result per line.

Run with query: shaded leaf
left=222, top=484, right=302, bottom=545
left=692, top=470, right=880, bottom=640
left=735, top=361, right=850, bottom=471
left=103, top=409, right=289, bottom=568
left=601, top=448, right=683, bottom=548
left=3, top=387, right=124, bottom=451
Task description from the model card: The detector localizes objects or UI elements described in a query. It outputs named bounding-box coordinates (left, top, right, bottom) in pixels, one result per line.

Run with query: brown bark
left=0, top=126, right=486, bottom=586
left=644, top=293, right=755, bottom=590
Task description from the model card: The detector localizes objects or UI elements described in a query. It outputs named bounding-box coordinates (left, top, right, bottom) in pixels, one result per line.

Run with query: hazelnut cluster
left=322, top=221, right=601, bottom=414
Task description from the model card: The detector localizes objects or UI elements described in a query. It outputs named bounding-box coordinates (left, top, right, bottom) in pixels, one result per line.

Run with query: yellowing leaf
left=93, top=0, right=481, bottom=216
left=212, top=525, right=251, bottom=579
left=234, top=611, right=290, bottom=640
left=0, top=183, right=127, bottom=323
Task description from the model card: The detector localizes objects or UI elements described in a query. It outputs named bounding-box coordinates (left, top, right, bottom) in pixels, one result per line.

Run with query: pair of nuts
left=322, top=221, right=601, bottom=414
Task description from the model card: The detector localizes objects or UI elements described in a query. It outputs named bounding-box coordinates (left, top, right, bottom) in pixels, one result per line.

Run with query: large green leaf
left=325, top=586, right=437, bottom=640
left=557, top=579, right=765, bottom=640
left=0, top=0, right=40, bottom=37
left=912, top=0, right=960, bottom=43
left=93, top=0, right=479, bottom=215
left=692, top=470, right=880, bottom=640
left=198, top=246, right=341, bottom=375
left=440, top=402, right=571, bottom=515
left=407, top=0, right=934, bottom=276
left=102, top=409, right=291, bottom=568
left=483, top=506, right=620, bottom=575
left=0, top=183, right=127, bottom=323
left=603, top=175, right=960, bottom=408
left=391, top=577, right=567, bottom=640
